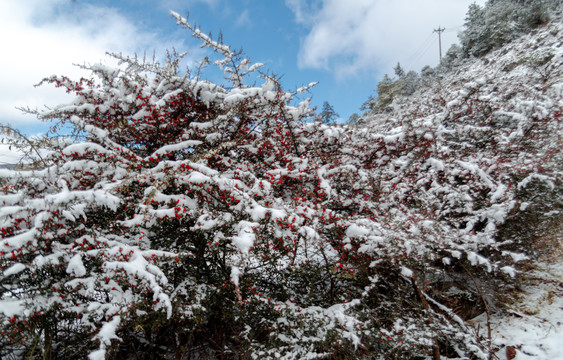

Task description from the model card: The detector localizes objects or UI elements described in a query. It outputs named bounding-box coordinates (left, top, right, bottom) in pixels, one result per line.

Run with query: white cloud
left=0, top=0, right=187, bottom=127
left=161, top=0, right=220, bottom=10
left=0, top=144, right=23, bottom=166
left=286, top=0, right=486, bottom=79
left=285, top=0, right=323, bottom=24
left=235, top=9, right=251, bottom=28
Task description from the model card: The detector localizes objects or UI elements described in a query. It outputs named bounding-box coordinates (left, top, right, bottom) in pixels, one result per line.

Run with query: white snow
left=3, top=263, right=26, bottom=277
left=66, top=254, right=87, bottom=277
left=345, top=224, right=370, bottom=238
left=232, top=221, right=257, bottom=254
left=89, top=316, right=122, bottom=360
left=471, top=261, right=563, bottom=360
left=0, top=300, right=25, bottom=317
left=400, top=266, right=413, bottom=278
left=230, top=266, right=242, bottom=286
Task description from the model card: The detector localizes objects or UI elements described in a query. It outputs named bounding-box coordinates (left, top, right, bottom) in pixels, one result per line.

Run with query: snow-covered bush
left=0, top=11, right=325, bottom=359
left=322, top=10, right=562, bottom=358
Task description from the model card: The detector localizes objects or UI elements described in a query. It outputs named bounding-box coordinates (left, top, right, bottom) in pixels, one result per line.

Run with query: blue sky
left=0, top=0, right=484, bottom=162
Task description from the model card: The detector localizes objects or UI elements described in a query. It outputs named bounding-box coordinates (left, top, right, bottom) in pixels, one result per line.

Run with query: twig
left=234, top=283, right=244, bottom=305
left=412, top=272, right=441, bottom=360
left=0, top=125, right=48, bottom=168
left=462, top=264, right=492, bottom=360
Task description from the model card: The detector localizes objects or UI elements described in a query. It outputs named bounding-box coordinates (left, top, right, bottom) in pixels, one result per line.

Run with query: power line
left=403, top=23, right=465, bottom=72
left=406, top=32, right=435, bottom=64
left=405, top=35, right=438, bottom=71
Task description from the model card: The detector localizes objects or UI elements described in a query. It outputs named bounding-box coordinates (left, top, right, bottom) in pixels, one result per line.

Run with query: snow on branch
left=170, top=11, right=233, bottom=60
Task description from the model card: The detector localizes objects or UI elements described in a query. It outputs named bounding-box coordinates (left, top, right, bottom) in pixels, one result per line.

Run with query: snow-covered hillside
left=358, top=10, right=563, bottom=360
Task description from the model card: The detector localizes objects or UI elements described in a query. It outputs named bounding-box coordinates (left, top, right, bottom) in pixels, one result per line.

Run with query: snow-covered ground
left=471, top=257, right=563, bottom=359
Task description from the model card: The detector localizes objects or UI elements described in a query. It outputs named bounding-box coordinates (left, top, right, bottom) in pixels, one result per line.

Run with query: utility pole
left=433, top=26, right=445, bottom=62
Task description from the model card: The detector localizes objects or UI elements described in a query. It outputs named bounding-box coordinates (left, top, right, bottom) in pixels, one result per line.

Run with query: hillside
left=358, top=10, right=563, bottom=360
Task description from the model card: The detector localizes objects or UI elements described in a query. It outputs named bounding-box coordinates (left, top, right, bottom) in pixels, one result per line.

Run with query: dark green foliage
left=460, top=0, right=561, bottom=58
left=362, top=69, right=421, bottom=113
left=319, top=101, right=340, bottom=125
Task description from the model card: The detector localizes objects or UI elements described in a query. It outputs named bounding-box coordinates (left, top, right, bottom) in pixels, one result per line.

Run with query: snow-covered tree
left=393, top=62, right=405, bottom=78
left=460, top=0, right=560, bottom=57
left=362, top=68, right=420, bottom=114
left=347, top=112, right=361, bottom=125
left=319, top=101, right=340, bottom=124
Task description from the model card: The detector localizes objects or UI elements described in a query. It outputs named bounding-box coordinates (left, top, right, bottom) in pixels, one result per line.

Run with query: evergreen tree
left=440, top=43, right=463, bottom=70
left=360, top=94, right=377, bottom=112
left=362, top=67, right=420, bottom=114
left=460, top=2, right=487, bottom=57
left=460, top=0, right=561, bottom=57
left=347, top=113, right=360, bottom=124
left=374, top=73, right=395, bottom=111
left=319, top=101, right=340, bottom=124
left=393, top=62, right=405, bottom=77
